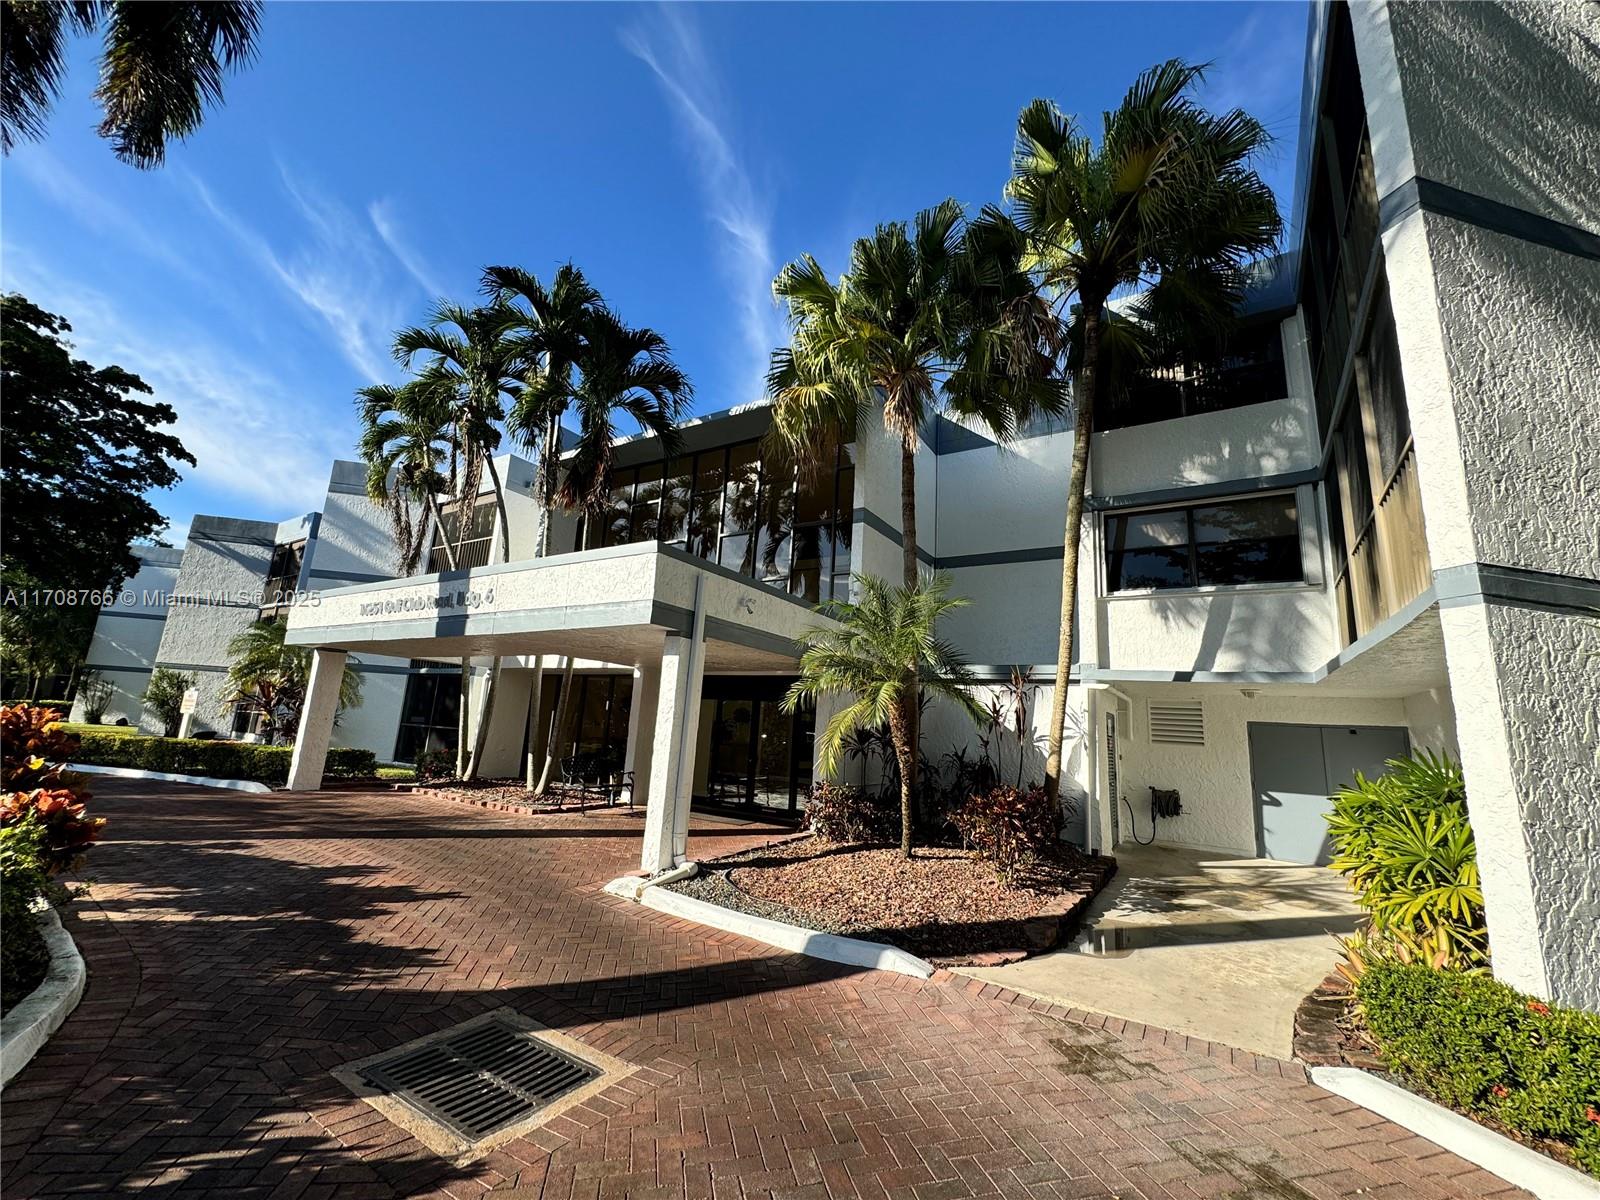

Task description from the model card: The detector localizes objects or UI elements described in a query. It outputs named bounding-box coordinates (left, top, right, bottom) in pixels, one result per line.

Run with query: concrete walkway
left=961, top=844, right=1363, bottom=1059
left=2, top=780, right=1517, bottom=1199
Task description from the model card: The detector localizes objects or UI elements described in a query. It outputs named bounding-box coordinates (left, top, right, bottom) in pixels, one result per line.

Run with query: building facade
left=75, top=0, right=1598, bottom=1009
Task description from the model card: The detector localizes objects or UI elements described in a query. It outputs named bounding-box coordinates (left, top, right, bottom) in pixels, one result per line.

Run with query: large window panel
left=1193, top=496, right=1301, bottom=586
left=1105, top=511, right=1191, bottom=590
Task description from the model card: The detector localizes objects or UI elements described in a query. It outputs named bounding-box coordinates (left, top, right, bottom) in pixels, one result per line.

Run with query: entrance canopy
left=283, top=541, right=820, bottom=672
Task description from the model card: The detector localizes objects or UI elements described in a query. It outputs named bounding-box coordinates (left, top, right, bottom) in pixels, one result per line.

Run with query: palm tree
left=225, top=618, right=363, bottom=744
left=393, top=301, right=528, bottom=780
left=484, top=264, right=607, bottom=788
left=767, top=199, right=1064, bottom=814
left=504, top=304, right=691, bottom=794
left=355, top=380, right=457, bottom=576
left=783, top=573, right=983, bottom=858
left=999, top=60, right=1281, bottom=807
left=2, top=1, right=263, bottom=167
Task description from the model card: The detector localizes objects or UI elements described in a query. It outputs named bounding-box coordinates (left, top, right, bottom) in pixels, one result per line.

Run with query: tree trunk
left=889, top=700, right=917, bottom=858
left=1043, top=307, right=1100, bottom=806
left=457, top=660, right=472, bottom=778
left=535, top=658, right=577, bottom=794
left=898, top=436, right=921, bottom=841
left=464, top=454, right=512, bottom=780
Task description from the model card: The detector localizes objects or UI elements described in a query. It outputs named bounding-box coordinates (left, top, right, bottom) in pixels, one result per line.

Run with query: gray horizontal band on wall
left=149, top=662, right=230, bottom=675
left=325, top=481, right=369, bottom=497
left=852, top=508, right=937, bottom=568
left=1434, top=562, right=1600, bottom=617
left=166, top=596, right=260, bottom=611
left=191, top=533, right=277, bottom=548
left=92, top=609, right=167, bottom=622
left=939, top=546, right=1062, bottom=569
left=1088, top=468, right=1320, bottom=512
left=82, top=664, right=154, bottom=675
left=308, top=568, right=390, bottom=584
left=1380, top=176, right=1600, bottom=262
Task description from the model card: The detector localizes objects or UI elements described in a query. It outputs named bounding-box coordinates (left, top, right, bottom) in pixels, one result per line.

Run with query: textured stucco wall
left=150, top=522, right=276, bottom=734
left=1402, top=687, right=1459, bottom=758
left=1091, top=397, right=1318, bottom=500
left=941, top=561, right=1064, bottom=668
left=72, top=554, right=180, bottom=726
left=1421, top=217, right=1600, bottom=578
left=1113, top=688, right=1410, bottom=856
left=933, top=433, right=1069, bottom=559
left=310, top=483, right=402, bottom=584
left=1382, top=0, right=1600, bottom=233
left=332, top=665, right=408, bottom=761
left=1100, top=585, right=1336, bottom=676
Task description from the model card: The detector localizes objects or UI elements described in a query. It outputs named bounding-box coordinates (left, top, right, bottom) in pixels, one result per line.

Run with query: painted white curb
left=1311, top=1067, right=1600, bottom=1200
left=604, top=874, right=934, bottom=979
left=1, top=905, right=86, bottom=1087
left=69, top=763, right=272, bottom=794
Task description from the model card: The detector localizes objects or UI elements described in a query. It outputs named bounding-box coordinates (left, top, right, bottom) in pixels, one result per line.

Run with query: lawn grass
left=376, top=766, right=417, bottom=782
left=57, top=721, right=144, bottom=738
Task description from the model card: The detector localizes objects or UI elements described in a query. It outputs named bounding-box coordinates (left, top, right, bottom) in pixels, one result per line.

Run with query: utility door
left=1248, top=723, right=1410, bottom=865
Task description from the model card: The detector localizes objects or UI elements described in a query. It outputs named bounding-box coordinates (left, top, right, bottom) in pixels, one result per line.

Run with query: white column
left=623, top=656, right=662, bottom=806
left=640, top=634, right=704, bottom=874
left=287, top=648, right=348, bottom=792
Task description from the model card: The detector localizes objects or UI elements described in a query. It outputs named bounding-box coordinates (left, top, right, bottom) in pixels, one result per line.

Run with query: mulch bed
left=669, top=835, right=1115, bottom=968
left=404, top=779, right=623, bottom=816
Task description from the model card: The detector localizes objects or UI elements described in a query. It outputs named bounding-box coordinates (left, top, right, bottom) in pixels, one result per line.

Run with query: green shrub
left=73, top=731, right=376, bottom=786
left=1358, top=962, right=1600, bottom=1176
left=375, top=766, right=417, bottom=783
left=1326, top=750, right=1486, bottom=968
left=804, top=782, right=898, bottom=844
left=1, top=813, right=51, bottom=1012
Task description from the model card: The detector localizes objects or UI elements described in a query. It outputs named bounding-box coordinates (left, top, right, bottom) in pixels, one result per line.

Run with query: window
left=430, top=500, right=495, bottom=571
left=1104, top=495, right=1302, bottom=591
left=1098, top=321, right=1289, bottom=431
left=260, top=540, right=306, bottom=611
left=394, top=665, right=463, bottom=763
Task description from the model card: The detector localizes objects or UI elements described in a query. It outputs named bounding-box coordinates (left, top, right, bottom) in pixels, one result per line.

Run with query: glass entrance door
left=695, top=679, right=813, bottom=818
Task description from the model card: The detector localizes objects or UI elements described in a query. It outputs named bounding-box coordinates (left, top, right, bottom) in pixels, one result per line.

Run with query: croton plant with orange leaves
left=1, top=704, right=106, bottom=876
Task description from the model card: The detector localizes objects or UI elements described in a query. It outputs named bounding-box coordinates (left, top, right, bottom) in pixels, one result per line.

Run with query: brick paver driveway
left=3, top=779, right=1522, bottom=1200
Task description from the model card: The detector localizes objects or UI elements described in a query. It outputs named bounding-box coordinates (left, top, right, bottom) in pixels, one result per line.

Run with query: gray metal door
left=1248, top=723, right=1409, bottom=865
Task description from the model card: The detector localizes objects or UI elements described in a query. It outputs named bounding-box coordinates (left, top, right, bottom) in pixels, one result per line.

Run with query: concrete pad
left=958, top=843, right=1361, bottom=1059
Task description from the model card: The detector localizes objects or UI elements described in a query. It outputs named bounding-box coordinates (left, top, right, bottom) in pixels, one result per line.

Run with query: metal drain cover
left=360, top=1017, right=601, bottom=1142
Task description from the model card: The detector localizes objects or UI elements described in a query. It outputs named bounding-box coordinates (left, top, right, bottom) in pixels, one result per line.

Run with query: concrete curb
left=603, top=875, right=935, bottom=979
left=1310, top=1066, right=1600, bottom=1200
left=69, top=763, right=272, bottom=794
left=1, top=905, right=86, bottom=1087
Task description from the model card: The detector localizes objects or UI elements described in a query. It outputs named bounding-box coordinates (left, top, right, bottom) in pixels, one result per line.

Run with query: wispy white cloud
left=2, top=246, right=340, bottom=518
left=369, top=198, right=447, bottom=298
left=623, top=6, right=783, bottom=402
left=184, top=166, right=405, bottom=381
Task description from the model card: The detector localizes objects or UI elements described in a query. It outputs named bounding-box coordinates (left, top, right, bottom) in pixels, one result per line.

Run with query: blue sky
left=2, top=1, right=1308, bottom=545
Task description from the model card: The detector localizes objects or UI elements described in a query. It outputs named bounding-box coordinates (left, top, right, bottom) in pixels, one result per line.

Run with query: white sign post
left=177, top=687, right=199, bottom=740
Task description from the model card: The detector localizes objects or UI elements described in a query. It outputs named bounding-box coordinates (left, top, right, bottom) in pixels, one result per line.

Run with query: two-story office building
left=76, top=0, right=1596, bottom=1009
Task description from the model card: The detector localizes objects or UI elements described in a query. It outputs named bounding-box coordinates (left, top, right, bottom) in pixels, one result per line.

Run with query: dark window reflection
left=1105, top=495, right=1302, bottom=592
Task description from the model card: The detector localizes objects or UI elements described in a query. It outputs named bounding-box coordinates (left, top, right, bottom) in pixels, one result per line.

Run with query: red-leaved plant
left=1, top=704, right=106, bottom=875
left=951, top=784, right=1063, bottom=879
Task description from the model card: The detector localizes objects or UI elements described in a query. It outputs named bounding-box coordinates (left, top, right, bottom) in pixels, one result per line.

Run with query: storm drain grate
left=360, top=1017, right=601, bottom=1142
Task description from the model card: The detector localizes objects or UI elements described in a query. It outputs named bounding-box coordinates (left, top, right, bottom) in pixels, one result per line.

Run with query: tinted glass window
left=1105, top=497, right=1302, bottom=591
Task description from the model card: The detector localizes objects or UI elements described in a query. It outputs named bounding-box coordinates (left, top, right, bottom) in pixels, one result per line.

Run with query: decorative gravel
left=667, top=835, right=1112, bottom=967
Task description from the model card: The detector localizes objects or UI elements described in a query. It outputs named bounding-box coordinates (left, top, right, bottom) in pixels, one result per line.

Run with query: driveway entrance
left=960, top=842, right=1362, bottom=1059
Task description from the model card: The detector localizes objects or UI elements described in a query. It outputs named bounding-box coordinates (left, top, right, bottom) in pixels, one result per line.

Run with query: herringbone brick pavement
left=1, top=779, right=1526, bottom=1199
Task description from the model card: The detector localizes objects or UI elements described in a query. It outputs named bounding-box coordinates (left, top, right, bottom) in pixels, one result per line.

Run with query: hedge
left=73, top=732, right=376, bottom=786
left=1358, top=961, right=1600, bottom=1176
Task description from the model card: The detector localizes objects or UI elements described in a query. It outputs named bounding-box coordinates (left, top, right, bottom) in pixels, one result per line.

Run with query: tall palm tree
left=225, top=617, right=362, bottom=744
left=783, top=573, right=983, bottom=858
left=484, top=264, right=607, bottom=788
left=2, top=1, right=262, bottom=167
left=768, top=199, right=1064, bottom=811
left=999, top=60, right=1282, bottom=807
left=506, top=304, right=691, bottom=794
left=355, top=380, right=457, bottom=576
left=393, top=301, right=528, bottom=780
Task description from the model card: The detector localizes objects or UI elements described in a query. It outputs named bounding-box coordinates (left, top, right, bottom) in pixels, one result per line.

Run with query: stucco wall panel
left=1114, top=688, right=1410, bottom=857
left=942, top=561, right=1064, bottom=668
left=1091, top=397, right=1318, bottom=500
left=1383, top=0, right=1600, bottom=233
left=1423, top=217, right=1600, bottom=578
left=1100, top=586, right=1336, bottom=675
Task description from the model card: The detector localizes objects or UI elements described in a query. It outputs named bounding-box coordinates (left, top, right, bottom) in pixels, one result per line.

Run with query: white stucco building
left=74, top=0, right=1598, bottom=1009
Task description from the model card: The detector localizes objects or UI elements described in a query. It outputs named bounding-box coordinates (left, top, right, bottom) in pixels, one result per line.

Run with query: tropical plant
left=141, top=668, right=194, bottom=737
left=225, top=618, right=363, bottom=744
left=783, top=573, right=982, bottom=858
left=804, top=781, right=897, bottom=846
left=393, top=299, right=529, bottom=779
left=951, top=784, right=1063, bottom=880
left=1, top=702, right=105, bottom=877
left=1326, top=750, right=1486, bottom=969
left=355, top=379, right=457, bottom=576
left=1, top=1, right=263, bottom=167
left=767, top=201, right=1063, bottom=819
left=499, top=301, right=690, bottom=794
left=79, top=671, right=114, bottom=724
left=486, top=264, right=608, bottom=788
left=995, top=61, right=1282, bottom=806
